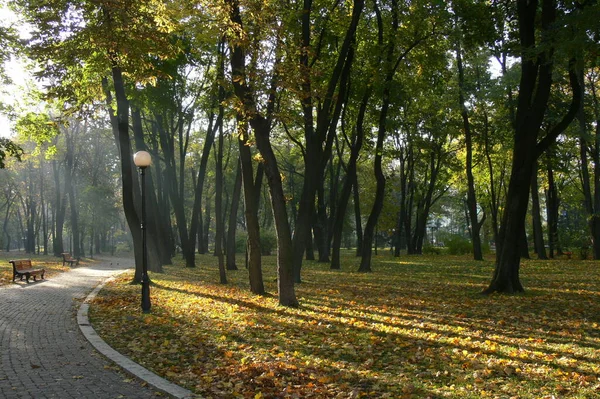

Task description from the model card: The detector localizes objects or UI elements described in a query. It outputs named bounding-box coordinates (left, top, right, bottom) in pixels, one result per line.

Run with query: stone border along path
left=0, top=257, right=196, bottom=399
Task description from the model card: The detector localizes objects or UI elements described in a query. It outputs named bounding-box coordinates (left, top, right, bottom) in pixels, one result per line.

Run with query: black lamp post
left=133, top=150, right=151, bottom=313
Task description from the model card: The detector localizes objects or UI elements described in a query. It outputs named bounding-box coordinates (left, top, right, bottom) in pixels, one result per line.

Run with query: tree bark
left=331, top=89, right=368, bottom=269
left=530, top=161, right=547, bottom=259
left=545, top=161, right=560, bottom=257
left=484, top=0, right=581, bottom=294
left=353, top=172, right=363, bottom=256
left=52, top=160, right=67, bottom=256
left=132, top=109, right=169, bottom=268
left=579, top=66, right=600, bottom=259
left=226, top=159, right=242, bottom=271
left=215, top=118, right=227, bottom=284
left=238, top=123, right=265, bottom=295
left=227, top=0, right=298, bottom=306
left=292, top=0, right=365, bottom=282
left=105, top=68, right=153, bottom=281
left=456, top=39, right=484, bottom=260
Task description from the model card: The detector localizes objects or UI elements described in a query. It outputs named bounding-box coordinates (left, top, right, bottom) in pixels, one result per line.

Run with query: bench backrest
left=62, top=253, right=73, bottom=260
left=10, top=260, right=33, bottom=271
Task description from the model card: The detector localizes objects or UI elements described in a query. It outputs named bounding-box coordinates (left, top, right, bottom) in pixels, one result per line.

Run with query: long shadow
left=149, top=281, right=600, bottom=386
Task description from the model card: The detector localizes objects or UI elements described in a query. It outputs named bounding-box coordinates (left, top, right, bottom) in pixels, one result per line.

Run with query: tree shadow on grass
left=148, top=277, right=600, bottom=398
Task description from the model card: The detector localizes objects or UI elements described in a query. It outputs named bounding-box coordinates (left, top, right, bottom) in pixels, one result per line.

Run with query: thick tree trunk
left=107, top=68, right=145, bottom=281
left=254, top=118, right=298, bottom=306
left=579, top=67, right=600, bottom=259
left=485, top=0, right=581, bottom=294
left=227, top=0, right=297, bottom=306
left=315, top=185, right=330, bottom=262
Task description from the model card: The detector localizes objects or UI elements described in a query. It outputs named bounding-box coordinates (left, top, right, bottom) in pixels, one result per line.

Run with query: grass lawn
left=87, top=252, right=598, bottom=398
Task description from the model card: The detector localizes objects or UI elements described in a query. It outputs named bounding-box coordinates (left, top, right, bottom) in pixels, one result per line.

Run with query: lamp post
left=133, top=150, right=151, bottom=313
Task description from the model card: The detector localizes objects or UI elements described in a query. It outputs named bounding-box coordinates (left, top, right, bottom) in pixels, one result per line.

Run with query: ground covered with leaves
left=0, top=252, right=72, bottom=285
left=90, top=253, right=600, bottom=398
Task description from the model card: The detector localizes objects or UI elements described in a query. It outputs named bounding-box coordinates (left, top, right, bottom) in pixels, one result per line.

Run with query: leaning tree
left=484, top=0, right=589, bottom=294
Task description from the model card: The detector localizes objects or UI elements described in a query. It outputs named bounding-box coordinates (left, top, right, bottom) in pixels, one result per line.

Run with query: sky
left=1, top=5, right=32, bottom=139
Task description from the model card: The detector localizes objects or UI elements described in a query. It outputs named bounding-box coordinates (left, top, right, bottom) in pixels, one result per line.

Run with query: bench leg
left=25, top=273, right=31, bottom=283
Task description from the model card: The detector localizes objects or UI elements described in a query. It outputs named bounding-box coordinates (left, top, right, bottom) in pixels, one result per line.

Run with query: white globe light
left=133, top=151, right=152, bottom=168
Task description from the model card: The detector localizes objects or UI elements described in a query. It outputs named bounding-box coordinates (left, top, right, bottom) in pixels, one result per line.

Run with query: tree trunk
left=105, top=68, right=146, bottom=281
left=238, top=124, right=265, bottom=295
left=148, top=122, right=174, bottom=264
left=226, top=159, right=242, bottom=271
left=545, top=161, right=560, bottom=257
left=3, top=191, right=14, bottom=252
left=132, top=109, right=168, bottom=268
left=227, top=0, right=297, bottom=306
left=484, top=0, right=581, bottom=294
left=292, top=0, right=364, bottom=282
left=530, top=161, right=547, bottom=259
left=353, top=168, right=363, bottom=256
left=215, top=119, right=227, bottom=284
left=52, top=160, right=66, bottom=256
left=579, top=66, right=600, bottom=259
left=331, top=89, right=368, bottom=269
left=456, top=39, right=484, bottom=260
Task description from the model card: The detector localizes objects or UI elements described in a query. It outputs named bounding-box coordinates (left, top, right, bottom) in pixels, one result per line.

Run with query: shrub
left=422, top=245, right=441, bottom=255
left=446, top=235, right=472, bottom=255
left=235, top=234, right=247, bottom=253
left=260, top=230, right=277, bottom=255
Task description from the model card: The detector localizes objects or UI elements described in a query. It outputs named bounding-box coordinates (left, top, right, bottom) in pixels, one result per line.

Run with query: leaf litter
left=89, top=254, right=600, bottom=398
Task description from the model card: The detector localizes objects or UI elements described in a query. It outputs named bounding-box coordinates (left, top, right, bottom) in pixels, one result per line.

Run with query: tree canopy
left=0, top=0, right=599, bottom=304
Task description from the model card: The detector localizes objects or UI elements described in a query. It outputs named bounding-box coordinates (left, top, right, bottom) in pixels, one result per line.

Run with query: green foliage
left=0, top=138, right=23, bottom=168
left=15, top=0, right=183, bottom=108
left=14, top=112, right=59, bottom=148
left=446, top=234, right=473, bottom=255
left=422, top=244, right=442, bottom=255
left=235, top=234, right=247, bottom=254
left=260, top=230, right=276, bottom=256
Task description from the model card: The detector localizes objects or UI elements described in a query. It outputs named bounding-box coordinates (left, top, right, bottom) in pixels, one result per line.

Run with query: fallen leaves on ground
left=89, top=253, right=600, bottom=398
left=0, top=254, right=72, bottom=285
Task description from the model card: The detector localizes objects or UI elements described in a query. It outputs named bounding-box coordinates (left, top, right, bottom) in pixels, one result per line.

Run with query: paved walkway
left=0, top=257, right=191, bottom=399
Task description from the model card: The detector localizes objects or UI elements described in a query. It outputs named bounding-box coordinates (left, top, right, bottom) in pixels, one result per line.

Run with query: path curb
left=77, top=274, right=196, bottom=399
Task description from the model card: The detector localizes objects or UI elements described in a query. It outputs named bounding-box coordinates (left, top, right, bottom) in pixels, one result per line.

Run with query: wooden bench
left=10, top=259, right=45, bottom=283
left=61, top=253, right=79, bottom=267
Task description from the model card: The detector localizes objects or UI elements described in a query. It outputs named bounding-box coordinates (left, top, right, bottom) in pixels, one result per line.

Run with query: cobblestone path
left=0, top=258, right=166, bottom=398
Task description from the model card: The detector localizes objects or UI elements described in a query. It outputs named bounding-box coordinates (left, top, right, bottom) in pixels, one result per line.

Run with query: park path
left=0, top=257, right=175, bottom=398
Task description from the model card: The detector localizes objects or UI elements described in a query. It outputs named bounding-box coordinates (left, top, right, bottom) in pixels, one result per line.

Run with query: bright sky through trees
left=0, top=6, right=32, bottom=138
